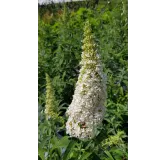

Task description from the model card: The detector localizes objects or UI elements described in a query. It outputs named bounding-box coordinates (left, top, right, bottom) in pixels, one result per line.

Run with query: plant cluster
left=38, top=0, right=128, bottom=159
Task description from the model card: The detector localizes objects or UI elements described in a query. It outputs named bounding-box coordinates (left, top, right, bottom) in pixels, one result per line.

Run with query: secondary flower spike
left=45, top=73, right=58, bottom=120
left=66, top=21, right=107, bottom=140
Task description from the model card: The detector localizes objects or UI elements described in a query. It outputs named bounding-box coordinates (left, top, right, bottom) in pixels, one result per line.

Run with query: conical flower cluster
left=66, top=21, right=107, bottom=140
left=45, top=73, right=58, bottom=120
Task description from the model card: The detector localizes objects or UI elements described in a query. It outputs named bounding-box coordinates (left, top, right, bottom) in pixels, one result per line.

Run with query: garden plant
left=38, top=0, right=128, bottom=159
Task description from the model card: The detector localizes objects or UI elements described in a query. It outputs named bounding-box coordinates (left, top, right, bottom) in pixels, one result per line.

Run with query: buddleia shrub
left=38, top=0, right=128, bottom=159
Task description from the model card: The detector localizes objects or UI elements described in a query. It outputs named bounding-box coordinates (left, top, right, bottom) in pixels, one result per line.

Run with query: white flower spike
left=66, top=20, right=107, bottom=140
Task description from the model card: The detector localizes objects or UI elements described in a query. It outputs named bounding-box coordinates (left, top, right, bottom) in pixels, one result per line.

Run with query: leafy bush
left=38, top=0, right=128, bottom=159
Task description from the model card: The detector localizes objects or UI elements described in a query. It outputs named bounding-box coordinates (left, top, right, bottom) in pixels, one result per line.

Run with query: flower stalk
left=45, top=73, right=58, bottom=120
left=66, top=21, right=107, bottom=140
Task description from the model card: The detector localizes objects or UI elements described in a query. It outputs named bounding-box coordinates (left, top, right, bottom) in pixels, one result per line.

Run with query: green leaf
left=79, top=152, right=92, bottom=160
left=38, top=147, right=45, bottom=160
left=104, top=151, right=115, bottom=160
left=119, top=87, right=124, bottom=95
left=51, top=136, right=70, bottom=150
left=57, top=136, right=70, bottom=148
left=63, top=140, right=76, bottom=160
left=113, top=149, right=124, bottom=157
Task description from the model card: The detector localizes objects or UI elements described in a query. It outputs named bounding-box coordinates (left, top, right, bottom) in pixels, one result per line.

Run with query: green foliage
left=38, top=0, right=128, bottom=159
